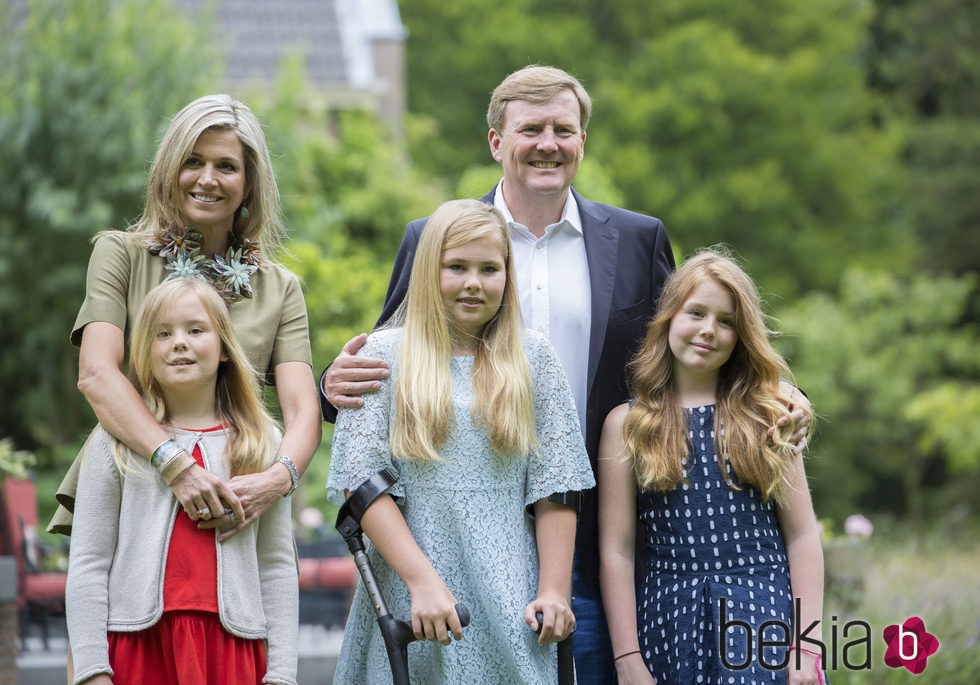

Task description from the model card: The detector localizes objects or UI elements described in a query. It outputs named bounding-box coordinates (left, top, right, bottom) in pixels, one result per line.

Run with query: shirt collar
left=492, top=181, right=583, bottom=236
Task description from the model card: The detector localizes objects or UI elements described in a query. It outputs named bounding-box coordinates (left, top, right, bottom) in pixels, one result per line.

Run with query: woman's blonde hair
left=388, top=199, right=536, bottom=461
left=119, top=278, right=278, bottom=475
left=124, top=94, right=283, bottom=259
left=624, top=247, right=812, bottom=502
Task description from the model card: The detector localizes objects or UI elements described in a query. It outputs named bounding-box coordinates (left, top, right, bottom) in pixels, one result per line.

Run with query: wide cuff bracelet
left=274, top=455, right=300, bottom=497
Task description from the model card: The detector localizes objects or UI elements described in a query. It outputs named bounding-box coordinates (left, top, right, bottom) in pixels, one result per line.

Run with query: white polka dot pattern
left=636, top=405, right=795, bottom=683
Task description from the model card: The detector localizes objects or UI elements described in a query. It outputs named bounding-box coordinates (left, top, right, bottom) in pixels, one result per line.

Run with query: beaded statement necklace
left=147, top=226, right=261, bottom=304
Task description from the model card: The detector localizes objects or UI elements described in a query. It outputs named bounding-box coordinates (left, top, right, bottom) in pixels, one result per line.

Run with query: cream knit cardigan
left=66, top=425, right=298, bottom=685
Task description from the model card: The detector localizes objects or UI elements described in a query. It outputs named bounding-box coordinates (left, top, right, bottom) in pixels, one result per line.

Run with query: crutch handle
left=534, top=612, right=576, bottom=685
left=455, top=602, right=471, bottom=627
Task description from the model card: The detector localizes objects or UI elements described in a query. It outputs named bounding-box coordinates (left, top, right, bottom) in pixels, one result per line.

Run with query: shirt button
left=536, top=242, right=544, bottom=250
left=537, top=284, right=543, bottom=290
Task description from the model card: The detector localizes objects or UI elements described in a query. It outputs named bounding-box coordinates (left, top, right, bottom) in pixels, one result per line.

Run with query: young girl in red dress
left=66, top=278, right=298, bottom=685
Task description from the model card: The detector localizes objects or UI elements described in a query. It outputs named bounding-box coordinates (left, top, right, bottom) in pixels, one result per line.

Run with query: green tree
left=0, top=0, right=215, bottom=457
left=778, top=268, right=980, bottom=523
left=239, top=57, right=451, bottom=372
left=867, top=0, right=980, bottom=276
left=589, top=1, right=911, bottom=296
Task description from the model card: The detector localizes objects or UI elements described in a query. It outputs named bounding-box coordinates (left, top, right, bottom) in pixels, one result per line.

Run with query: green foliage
left=280, top=242, right=391, bottom=375
left=0, top=437, right=36, bottom=480
left=778, top=268, right=980, bottom=522
left=590, top=8, right=911, bottom=296
left=238, top=54, right=451, bottom=369
left=254, top=57, right=449, bottom=254
left=867, top=0, right=980, bottom=276
left=0, top=0, right=215, bottom=455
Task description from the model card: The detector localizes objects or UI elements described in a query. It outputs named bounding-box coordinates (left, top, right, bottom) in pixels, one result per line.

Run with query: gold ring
left=196, top=507, right=211, bottom=520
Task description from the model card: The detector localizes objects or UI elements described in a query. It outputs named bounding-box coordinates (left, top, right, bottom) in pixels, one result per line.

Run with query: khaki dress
left=48, top=231, right=312, bottom=535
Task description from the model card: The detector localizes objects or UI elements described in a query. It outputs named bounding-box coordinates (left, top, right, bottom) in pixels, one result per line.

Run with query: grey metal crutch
left=335, top=469, right=470, bottom=685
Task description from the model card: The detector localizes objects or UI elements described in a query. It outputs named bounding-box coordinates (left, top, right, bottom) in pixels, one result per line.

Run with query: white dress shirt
left=493, top=185, right=591, bottom=435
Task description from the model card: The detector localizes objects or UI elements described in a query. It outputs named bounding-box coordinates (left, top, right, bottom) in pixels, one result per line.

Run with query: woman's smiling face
left=177, top=128, right=246, bottom=238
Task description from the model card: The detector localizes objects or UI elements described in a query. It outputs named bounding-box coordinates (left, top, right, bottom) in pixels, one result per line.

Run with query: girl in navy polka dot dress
left=598, top=248, right=826, bottom=685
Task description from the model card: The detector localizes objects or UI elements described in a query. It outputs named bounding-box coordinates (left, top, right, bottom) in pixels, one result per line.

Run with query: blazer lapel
left=575, top=189, right=618, bottom=399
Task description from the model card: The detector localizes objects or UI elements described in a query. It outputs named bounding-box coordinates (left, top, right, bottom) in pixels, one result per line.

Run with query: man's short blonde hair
left=486, top=65, right=592, bottom=132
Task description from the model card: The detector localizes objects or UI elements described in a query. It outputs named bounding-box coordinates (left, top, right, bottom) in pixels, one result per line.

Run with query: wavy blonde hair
left=105, top=94, right=283, bottom=260
left=388, top=200, right=536, bottom=461
left=624, top=248, right=812, bottom=503
left=116, top=278, right=278, bottom=476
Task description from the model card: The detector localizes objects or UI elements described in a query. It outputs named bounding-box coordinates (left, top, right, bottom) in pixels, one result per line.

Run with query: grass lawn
left=821, top=523, right=979, bottom=683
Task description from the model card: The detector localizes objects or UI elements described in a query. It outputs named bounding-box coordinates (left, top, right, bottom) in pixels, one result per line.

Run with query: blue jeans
left=571, top=566, right=617, bottom=684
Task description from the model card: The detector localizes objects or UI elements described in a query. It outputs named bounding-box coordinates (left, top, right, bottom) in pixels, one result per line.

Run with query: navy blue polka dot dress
left=636, top=405, right=795, bottom=684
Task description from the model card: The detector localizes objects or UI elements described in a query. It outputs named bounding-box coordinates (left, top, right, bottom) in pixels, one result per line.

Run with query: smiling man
left=321, top=65, right=675, bottom=683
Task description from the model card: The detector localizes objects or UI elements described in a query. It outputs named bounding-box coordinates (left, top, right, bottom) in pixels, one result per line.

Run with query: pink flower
left=298, top=507, right=324, bottom=529
left=844, top=514, right=873, bottom=537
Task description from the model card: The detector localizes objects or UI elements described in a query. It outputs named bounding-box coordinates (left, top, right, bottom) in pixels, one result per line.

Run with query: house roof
left=176, top=0, right=405, bottom=89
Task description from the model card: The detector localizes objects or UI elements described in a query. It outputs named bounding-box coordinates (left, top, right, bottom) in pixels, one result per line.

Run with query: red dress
left=107, top=427, right=265, bottom=685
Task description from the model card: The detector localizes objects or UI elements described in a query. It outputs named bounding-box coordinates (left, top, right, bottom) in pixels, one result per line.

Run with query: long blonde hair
left=107, top=94, right=283, bottom=260
left=388, top=200, right=536, bottom=461
left=624, top=248, right=811, bottom=502
left=119, top=278, right=278, bottom=475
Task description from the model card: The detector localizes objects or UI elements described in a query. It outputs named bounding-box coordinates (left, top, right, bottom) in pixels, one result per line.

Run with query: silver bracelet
left=274, top=455, right=300, bottom=497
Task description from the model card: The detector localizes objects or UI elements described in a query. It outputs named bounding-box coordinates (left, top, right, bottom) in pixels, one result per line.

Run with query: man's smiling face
left=489, top=88, right=586, bottom=202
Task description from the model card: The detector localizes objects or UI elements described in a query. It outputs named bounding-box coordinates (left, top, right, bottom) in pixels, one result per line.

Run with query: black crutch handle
left=534, top=612, right=576, bottom=685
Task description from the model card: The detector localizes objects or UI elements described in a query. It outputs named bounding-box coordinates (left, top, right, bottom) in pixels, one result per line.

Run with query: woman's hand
left=198, top=464, right=290, bottom=541
left=787, top=648, right=822, bottom=685
left=407, top=576, right=462, bottom=645
left=614, top=652, right=657, bottom=685
left=525, top=592, right=575, bottom=644
left=171, top=462, right=244, bottom=530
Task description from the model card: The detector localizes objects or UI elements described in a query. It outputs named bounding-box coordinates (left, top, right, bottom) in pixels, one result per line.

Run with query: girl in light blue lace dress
left=598, top=249, right=826, bottom=685
left=327, top=200, right=594, bottom=684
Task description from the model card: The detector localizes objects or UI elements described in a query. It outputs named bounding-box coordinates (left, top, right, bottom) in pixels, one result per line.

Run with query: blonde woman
left=51, top=94, right=320, bottom=540
left=327, top=200, right=594, bottom=683
left=599, top=248, right=825, bottom=684
left=67, top=278, right=297, bottom=685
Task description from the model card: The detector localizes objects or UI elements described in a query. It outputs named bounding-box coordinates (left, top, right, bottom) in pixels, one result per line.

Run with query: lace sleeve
left=325, top=329, right=405, bottom=506
left=523, top=331, right=596, bottom=508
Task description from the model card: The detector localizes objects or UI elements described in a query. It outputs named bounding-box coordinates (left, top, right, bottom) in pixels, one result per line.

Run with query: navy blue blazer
left=320, top=186, right=674, bottom=592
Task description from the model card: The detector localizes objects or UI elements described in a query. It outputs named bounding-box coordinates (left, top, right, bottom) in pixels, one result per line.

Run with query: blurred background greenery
left=2, top=0, right=978, bottom=678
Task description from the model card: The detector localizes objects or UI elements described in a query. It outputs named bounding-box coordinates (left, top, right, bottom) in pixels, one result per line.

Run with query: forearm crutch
left=335, top=469, right=470, bottom=685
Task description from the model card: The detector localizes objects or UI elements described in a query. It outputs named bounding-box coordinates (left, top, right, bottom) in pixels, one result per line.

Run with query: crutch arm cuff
left=335, top=468, right=399, bottom=541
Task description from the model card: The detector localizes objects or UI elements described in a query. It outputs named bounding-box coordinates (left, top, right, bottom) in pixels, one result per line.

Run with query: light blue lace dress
left=327, top=328, right=594, bottom=685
